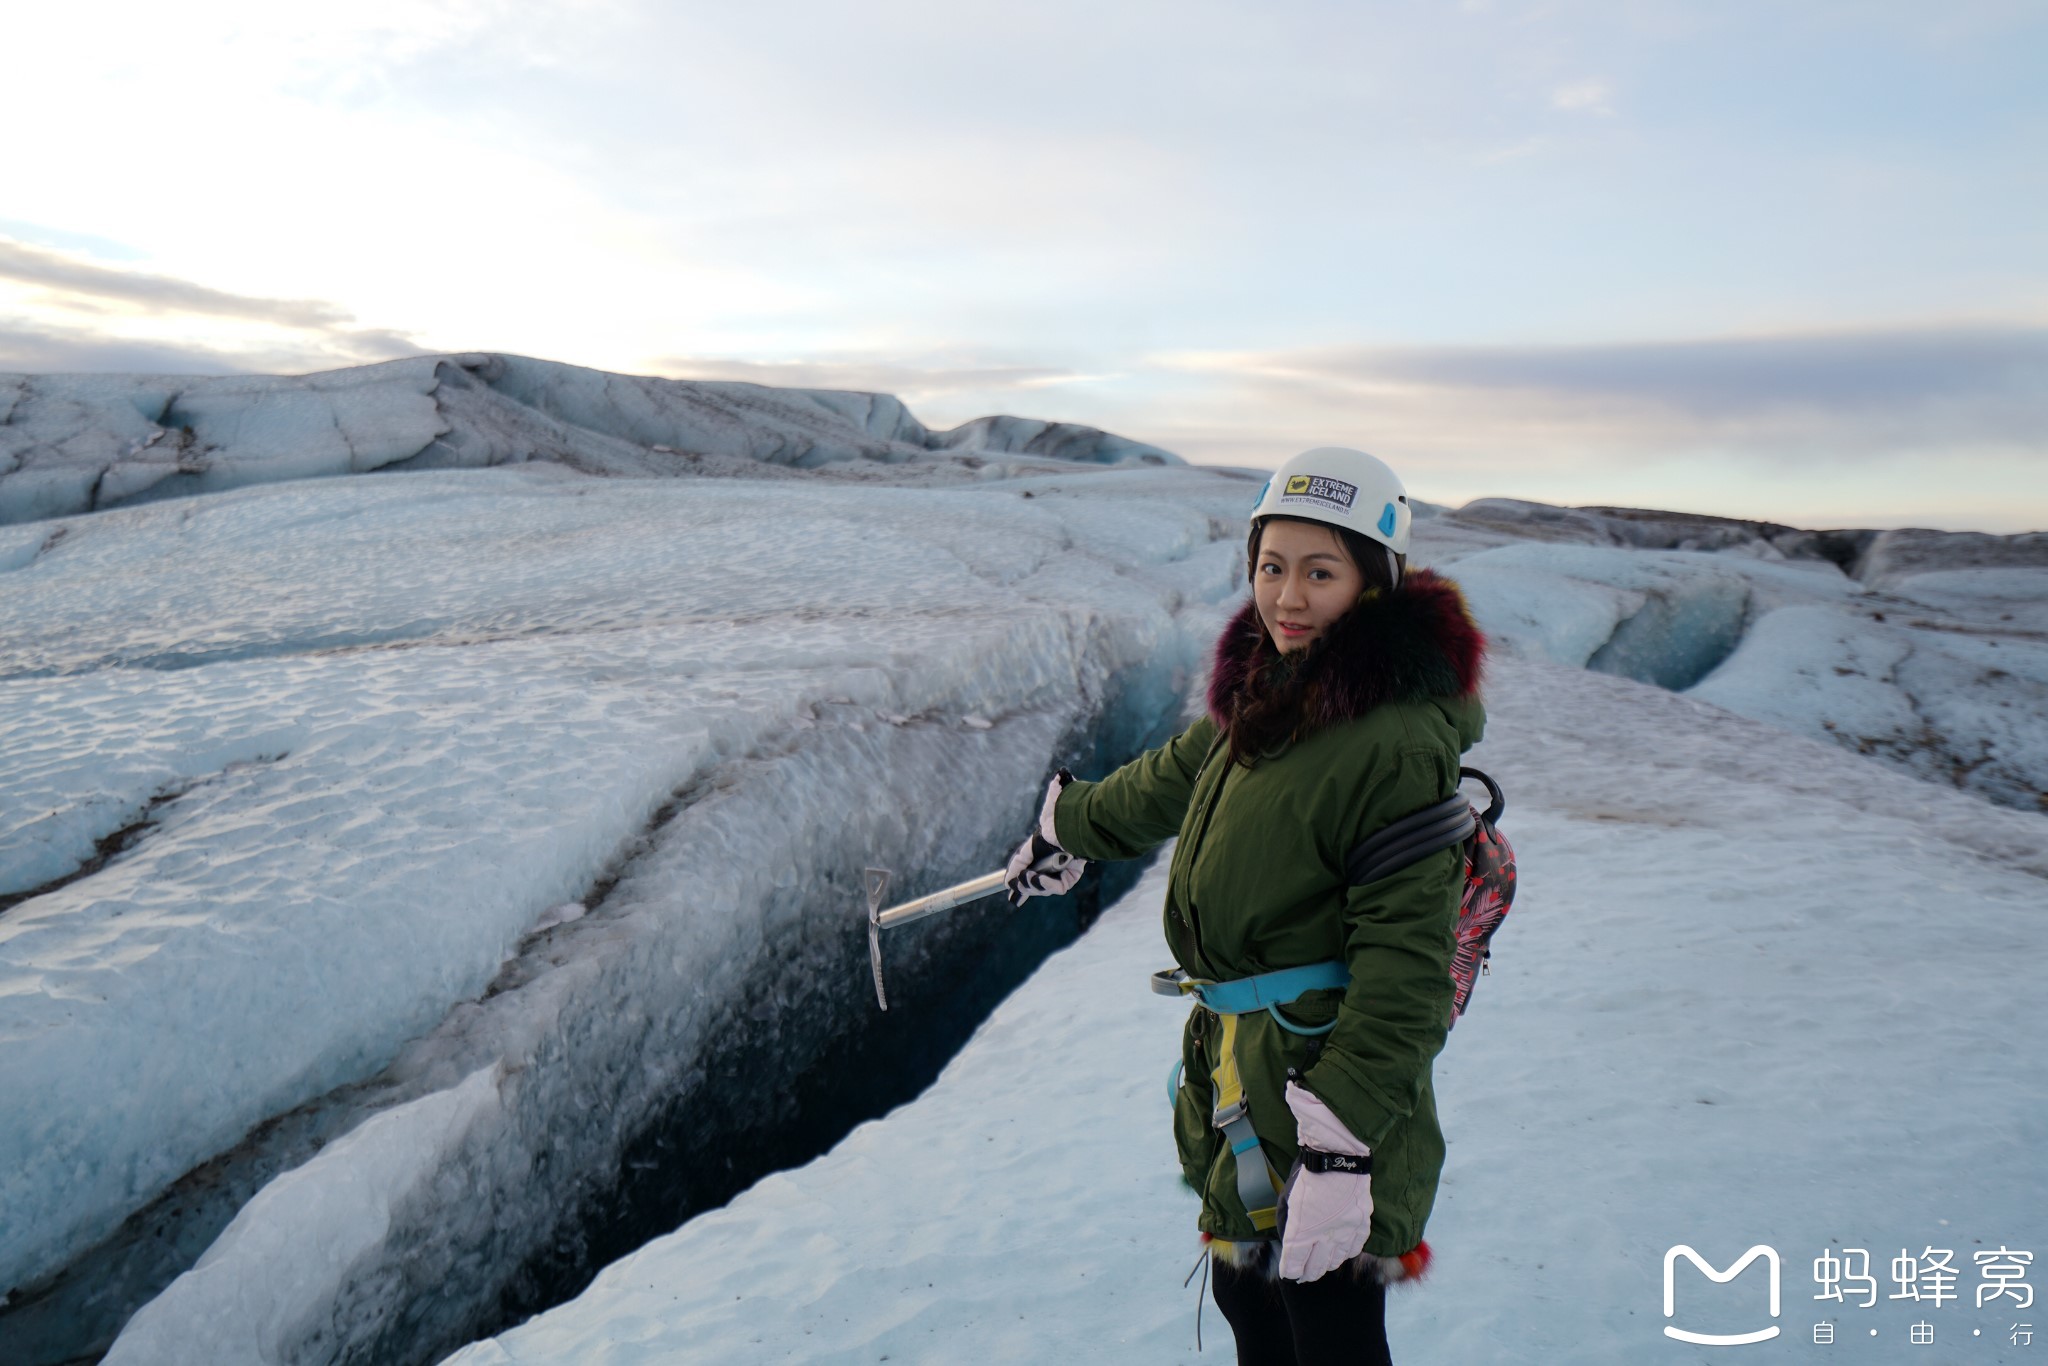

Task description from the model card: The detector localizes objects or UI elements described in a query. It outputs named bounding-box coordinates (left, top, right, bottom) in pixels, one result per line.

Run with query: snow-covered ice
left=1434, top=527, right=2048, bottom=812
left=0, top=458, right=1249, bottom=1362
left=0, top=352, right=1178, bottom=525
left=114, top=1067, right=503, bottom=1363
left=3, top=354, right=2042, bottom=1363
left=442, top=652, right=2048, bottom=1365
left=1855, top=528, right=2048, bottom=587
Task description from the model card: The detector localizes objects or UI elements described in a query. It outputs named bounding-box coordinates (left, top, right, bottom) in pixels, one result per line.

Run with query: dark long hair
left=1222, top=515, right=1407, bottom=768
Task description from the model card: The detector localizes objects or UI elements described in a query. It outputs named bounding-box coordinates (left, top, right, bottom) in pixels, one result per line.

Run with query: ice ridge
left=0, top=352, right=1180, bottom=526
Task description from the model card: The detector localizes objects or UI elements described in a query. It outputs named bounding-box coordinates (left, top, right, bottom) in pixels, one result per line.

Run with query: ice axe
left=864, top=866, right=1009, bottom=1010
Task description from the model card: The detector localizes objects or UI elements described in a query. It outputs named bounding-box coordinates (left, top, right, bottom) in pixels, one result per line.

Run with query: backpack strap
left=1343, top=767, right=1500, bottom=886
left=1345, top=794, right=1472, bottom=885
left=1464, top=766, right=1506, bottom=823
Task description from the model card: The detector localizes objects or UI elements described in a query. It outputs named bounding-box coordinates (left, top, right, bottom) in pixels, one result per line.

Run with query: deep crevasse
left=1, top=461, right=1250, bottom=1364
left=440, top=652, right=2048, bottom=1365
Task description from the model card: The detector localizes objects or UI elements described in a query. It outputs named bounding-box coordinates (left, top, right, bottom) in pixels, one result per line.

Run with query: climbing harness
left=1152, top=768, right=1517, bottom=1238
left=1151, top=959, right=1355, bottom=1232
left=1152, top=961, right=1349, bottom=1034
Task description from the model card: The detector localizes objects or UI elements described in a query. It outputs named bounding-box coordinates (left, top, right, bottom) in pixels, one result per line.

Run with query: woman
left=1005, top=446, right=1485, bottom=1365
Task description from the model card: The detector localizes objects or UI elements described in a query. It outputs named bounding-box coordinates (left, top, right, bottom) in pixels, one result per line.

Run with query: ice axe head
left=864, top=867, right=892, bottom=1010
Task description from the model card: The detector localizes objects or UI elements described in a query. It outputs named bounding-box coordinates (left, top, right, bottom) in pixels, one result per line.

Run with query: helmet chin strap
left=1386, top=545, right=1403, bottom=588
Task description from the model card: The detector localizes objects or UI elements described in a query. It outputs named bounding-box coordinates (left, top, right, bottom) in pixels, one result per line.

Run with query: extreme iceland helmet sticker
left=1278, top=474, right=1358, bottom=513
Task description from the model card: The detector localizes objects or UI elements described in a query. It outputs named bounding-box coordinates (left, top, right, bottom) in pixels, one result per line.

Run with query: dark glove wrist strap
left=1028, top=833, right=1068, bottom=863
left=1297, top=1148, right=1371, bottom=1175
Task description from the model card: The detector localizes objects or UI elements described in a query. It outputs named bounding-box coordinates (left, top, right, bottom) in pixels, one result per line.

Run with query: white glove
left=1004, top=769, right=1086, bottom=906
left=1278, top=1080, right=1375, bottom=1283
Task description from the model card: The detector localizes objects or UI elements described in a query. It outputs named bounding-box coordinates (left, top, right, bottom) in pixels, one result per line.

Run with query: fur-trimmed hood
left=1205, top=568, right=1485, bottom=734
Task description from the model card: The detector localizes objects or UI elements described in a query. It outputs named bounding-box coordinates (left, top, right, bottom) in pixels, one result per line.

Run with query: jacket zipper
left=1169, top=742, right=1213, bottom=934
left=1174, top=740, right=1234, bottom=970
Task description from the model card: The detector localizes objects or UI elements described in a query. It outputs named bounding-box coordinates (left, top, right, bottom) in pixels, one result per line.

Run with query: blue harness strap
left=1153, top=960, right=1353, bottom=1230
left=1150, top=961, right=1349, bottom=1016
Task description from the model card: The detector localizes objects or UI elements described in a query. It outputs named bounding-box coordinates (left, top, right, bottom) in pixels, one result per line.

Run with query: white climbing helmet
left=1248, top=446, right=1412, bottom=557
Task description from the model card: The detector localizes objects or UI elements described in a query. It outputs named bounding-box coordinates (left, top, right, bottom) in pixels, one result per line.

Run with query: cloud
left=0, top=325, right=250, bottom=376
left=1550, top=79, right=1615, bottom=115
left=653, top=355, right=1102, bottom=402
left=1323, top=326, right=2048, bottom=417
left=1143, top=324, right=2048, bottom=472
left=1477, top=137, right=1550, bottom=164
left=0, top=239, right=356, bottom=329
left=0, top=316, right=424, bottom=377
left=0, top=219, right=148, bottom=263
left=0, top=238, right=428, bottom=376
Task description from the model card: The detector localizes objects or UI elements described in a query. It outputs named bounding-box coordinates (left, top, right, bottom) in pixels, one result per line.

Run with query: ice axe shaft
left=865, top=867, right=1009, bottom=1010
left=877, top=870, right=1008, bottom=929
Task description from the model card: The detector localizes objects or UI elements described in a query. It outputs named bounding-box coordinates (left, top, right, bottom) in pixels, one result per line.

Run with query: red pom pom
left=1398, top=1240, right=1433, bottom=1282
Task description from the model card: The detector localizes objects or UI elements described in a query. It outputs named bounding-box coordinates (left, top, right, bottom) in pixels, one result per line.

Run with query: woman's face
left=1254, top=519, right=1365, bottom=654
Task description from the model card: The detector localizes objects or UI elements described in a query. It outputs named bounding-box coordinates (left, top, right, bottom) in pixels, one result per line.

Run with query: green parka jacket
left=1052, top=571, right=1486, bottom=1256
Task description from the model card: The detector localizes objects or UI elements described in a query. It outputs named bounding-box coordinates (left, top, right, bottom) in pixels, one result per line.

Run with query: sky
left=2, top=0, right=2043, bottom=531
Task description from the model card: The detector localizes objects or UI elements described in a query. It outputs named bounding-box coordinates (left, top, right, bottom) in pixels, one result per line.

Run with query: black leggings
left=1210, top=1255, right=1393, bottom=1366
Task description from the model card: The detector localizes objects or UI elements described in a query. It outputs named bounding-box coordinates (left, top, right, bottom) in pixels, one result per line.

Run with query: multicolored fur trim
left=1205, top=569, right=1484, bottom=735
left=1203, top=1234, right=1434, bottom=1287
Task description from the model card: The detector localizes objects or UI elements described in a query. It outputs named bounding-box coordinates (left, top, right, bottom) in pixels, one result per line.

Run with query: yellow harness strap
left=1210, top=1010, right=1281, bottom=1232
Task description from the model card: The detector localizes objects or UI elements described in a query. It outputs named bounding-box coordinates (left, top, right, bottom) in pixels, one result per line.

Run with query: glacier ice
left=1433, top=524, right=2048, bottom=812
left=1691, top=586, right=2048, bottom=810
left=437, top=651, right=2048, bottom=1364
left=1441, top=541, right=1824, bottom=682
left=3, top=353, right=2041, bottom=1363
left=0, top=353, right=1179, bottom=526
left=1854, top=526, right=2048, bottom=586
left=109, top=1068, right=504, bottom=1366
left=0, top=456, right=1247, bottom=1363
